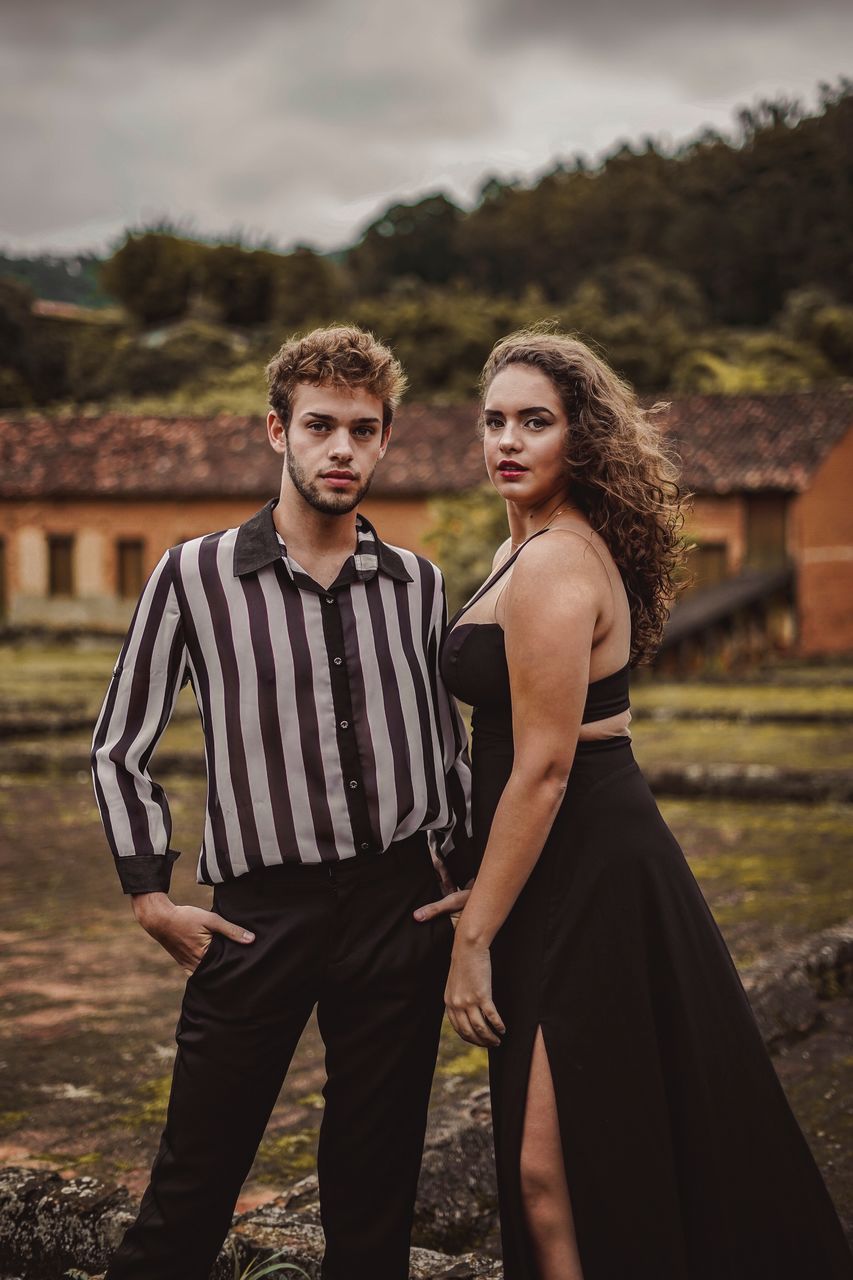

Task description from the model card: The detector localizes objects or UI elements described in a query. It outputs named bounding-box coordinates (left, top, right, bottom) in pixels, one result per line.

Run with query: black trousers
left=105, top=835, right=453, bottom=1280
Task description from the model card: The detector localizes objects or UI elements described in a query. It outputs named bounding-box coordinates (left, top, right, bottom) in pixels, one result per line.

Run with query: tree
left=101, top=233, right=200, bottom=324
left=197, top=244, right=280, bottom=325
left=273, top=247, right=349, bottom=329
left=780, top=288, right=853, bottom=375
left=348, top=194, right=464, bottom=294
left=0, top=276, right=34, bottom=372
left=350, top=283, right=534, bottom=399
left=583, top=257, right=707, bottom=330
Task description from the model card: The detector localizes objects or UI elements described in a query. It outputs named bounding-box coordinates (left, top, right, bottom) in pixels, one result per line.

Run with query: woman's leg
left=519, top=1026, right=584, bottom=1280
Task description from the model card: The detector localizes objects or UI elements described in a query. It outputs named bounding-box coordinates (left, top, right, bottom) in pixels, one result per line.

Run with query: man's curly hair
left=265, top=325, right=407, bottom=430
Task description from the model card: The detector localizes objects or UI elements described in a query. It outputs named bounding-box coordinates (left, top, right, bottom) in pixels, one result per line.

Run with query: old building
left=0, top=392, right=851, bottom=664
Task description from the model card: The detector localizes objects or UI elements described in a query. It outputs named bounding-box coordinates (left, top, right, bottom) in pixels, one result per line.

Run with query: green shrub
left=671, top=331, right=834, bottom=392
left=425, top=485, right=508, bottom=614
left=0, top=366, right=31, bottom=408
left=103, top=321, right=239, bottom=396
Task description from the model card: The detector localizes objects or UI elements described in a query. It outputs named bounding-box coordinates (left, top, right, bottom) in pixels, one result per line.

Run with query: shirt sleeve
left=90, top=548, right=189, bottom=894
left=426, top=571, right=478, bottom=889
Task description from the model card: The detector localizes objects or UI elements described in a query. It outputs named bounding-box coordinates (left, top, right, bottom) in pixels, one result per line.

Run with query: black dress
left=440, top=531, right=853, bottom=1280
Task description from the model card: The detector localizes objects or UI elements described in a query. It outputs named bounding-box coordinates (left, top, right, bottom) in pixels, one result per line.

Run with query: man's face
left=268, top=382, right=391, bottom=515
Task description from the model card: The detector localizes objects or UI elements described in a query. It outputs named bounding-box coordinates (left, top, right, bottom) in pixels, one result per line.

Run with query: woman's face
left=482, top=363, right=569, bottom=509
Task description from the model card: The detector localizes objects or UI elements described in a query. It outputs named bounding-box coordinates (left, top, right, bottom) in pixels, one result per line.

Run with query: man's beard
left=286, top=449, right=374, bottom=514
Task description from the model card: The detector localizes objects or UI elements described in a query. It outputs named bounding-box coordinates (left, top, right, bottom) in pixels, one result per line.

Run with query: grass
left=632, top=719, right=853, bottom=772
left=125, top=1073, right=174, bottom=1130
left=9, top=704, right=851, bottom=780
left=0, top=642, right=203, bottom=722
left=630, top=677, right=853, bottom=715
left=661, top=796, right=853, bottom=964
left=437, top=1045, right=489, bottom=1079
left=229, top=1238, right=311, bottom=1279
left=0, top=642, right=121, bottom=712
left=254, top=1130, right=318, bottom=1180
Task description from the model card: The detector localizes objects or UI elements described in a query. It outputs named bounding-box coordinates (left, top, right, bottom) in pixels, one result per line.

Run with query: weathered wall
left=791, top=429, right=853, bottom=655
left=0, top=495, right=435, bottom=630
left=683, top=494, right=746, bottom=571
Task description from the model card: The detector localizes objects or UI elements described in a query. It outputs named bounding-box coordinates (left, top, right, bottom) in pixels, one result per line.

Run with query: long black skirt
left=481, top=736, right=853, bottom=1279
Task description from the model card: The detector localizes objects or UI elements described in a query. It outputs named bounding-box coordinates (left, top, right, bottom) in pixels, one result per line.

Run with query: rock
left=741, top=919, right=853, bottom=1049
left=0, top=1165, right=503, bottom=1279
left=414, top=1087, right=499, bottom=1255
left=235, top=1088, right=501, bottom=1258
left=3, top=923, right=849, bottom=1277
left=0, top=1167, right=132, bottom=1279
left=643, top=763, right=853, bottom=803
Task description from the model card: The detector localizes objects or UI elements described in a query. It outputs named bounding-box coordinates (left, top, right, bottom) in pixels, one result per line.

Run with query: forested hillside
left=2, top=80, right=851, bottom=410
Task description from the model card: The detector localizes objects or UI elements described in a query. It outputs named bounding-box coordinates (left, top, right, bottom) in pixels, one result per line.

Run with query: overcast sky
left=1, top=0, right=850, bottom=256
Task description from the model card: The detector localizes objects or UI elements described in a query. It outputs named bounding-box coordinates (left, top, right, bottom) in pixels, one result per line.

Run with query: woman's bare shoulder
left=491, top=535, right=513, bottom=572
left=514, top=527, right=604, bottom=579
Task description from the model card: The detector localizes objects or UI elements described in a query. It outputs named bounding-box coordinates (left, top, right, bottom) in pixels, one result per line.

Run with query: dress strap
left=448, top=527, right=551, bottom=628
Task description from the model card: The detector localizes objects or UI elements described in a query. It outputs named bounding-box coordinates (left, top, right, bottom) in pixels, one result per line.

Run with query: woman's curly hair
left=480, top=329, right=691, bottom=666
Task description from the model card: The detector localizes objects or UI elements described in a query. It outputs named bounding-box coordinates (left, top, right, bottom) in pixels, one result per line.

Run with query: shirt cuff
left=114, top=848, right=182, bottom=895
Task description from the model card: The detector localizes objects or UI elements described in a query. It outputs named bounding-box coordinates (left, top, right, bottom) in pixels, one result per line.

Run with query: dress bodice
left=438, top=528, right=631, bottom=735
left=440, top=621, right=630, bottom=731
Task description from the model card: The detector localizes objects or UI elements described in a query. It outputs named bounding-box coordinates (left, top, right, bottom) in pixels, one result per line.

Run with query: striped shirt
left=91, top=499, right=475, bottom=894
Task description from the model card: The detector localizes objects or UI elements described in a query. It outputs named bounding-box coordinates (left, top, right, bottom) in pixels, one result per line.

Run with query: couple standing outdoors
left=91, top=325, right=852, bottom=1280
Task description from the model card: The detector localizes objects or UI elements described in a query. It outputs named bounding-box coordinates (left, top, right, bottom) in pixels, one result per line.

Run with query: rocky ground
left=0, top=645, right=851, bottom=1276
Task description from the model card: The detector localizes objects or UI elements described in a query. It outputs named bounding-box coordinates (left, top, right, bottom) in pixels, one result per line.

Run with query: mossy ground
left=634, top=719, right=853, bottom=771
left=0, top=647, right=850, bottom=1228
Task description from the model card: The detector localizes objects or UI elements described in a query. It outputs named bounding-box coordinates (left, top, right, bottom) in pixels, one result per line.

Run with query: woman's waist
left=471, top=726, right=637, bottom=776
left=472, top=708, right=633, bottom=750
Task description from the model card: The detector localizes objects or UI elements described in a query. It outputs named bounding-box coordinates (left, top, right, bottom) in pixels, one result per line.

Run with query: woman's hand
left=444, top=936, right=506, bottom=1048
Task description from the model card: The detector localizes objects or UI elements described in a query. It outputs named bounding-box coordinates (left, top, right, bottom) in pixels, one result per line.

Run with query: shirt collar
left=232, top=498, right=413, bottom=583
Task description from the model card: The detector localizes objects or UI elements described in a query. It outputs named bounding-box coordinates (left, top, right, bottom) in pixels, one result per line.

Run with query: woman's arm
left=443, top=533, right=605, bottom=1047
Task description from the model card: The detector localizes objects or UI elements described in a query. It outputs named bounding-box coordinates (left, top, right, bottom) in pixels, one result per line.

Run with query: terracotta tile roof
left=654, top=391, right=853, bottom=495
left=1, top=392, right=851, bottom=501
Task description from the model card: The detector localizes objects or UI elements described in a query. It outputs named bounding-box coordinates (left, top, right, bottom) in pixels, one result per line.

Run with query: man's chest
left=182, top=573, right=434, bottom=703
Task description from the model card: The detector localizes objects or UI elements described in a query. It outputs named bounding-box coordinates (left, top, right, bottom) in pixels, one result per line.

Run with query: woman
left=415, top=331, right=852, bottom=1279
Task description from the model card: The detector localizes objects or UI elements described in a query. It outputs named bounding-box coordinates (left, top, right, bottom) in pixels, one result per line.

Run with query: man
left=90, top=325, right=476, bottom=1280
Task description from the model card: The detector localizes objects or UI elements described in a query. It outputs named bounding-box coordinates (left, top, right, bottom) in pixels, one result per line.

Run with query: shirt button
left=333, top=657, right=343, bottom=666
left=349, top=780, right=358, bottom=789
left=360, top=842, right=370, bottom=851
left=325, top=595, right=334, bottom=604
left=340, top=720, right=349, bottom=729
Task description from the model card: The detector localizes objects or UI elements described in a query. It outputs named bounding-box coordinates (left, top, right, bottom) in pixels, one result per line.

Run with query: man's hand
left=130, top=892, right=256, bottom=976
left=412, top=878, right=475, bottom=928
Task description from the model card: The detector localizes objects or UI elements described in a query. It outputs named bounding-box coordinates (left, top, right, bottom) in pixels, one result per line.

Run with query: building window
left=746, top=493, right=788, bottom=568
left=48, top=535, right=74, bottom=597
left=688, top=542, right=728, bottom=591
left=117, top=539, right=145, bottom=599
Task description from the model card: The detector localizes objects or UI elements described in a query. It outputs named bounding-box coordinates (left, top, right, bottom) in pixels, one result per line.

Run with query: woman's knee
left=519, top=1142, right=561, bottom=1216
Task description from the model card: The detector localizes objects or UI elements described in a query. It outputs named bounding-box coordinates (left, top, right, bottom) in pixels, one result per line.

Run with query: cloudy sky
left=1, top=0, right=850, bottom=256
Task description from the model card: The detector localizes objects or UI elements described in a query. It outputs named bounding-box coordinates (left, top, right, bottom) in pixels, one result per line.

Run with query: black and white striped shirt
left=91, top=499, right=475, bottom=894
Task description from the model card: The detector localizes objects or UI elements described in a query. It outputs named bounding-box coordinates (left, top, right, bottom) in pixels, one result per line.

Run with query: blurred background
left=0, top=1, right=851, bottom=1272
